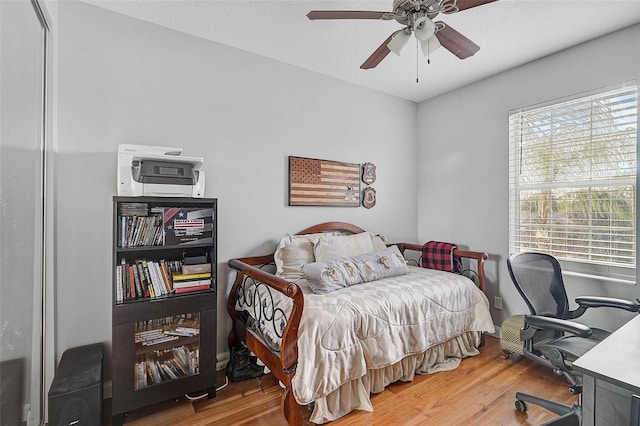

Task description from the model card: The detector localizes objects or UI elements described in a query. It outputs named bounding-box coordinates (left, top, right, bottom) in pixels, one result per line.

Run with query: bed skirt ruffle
left=308, top=331, right=482, bottom=424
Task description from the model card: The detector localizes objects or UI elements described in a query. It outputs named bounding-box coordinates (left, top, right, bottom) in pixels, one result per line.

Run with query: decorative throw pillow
left=313, top=232, right=377, bottom=262
left=279, top=241, right=314, bottom=281
left=273, top=232, right=329, bottom=278
left=302, top=245, right=409, bottom=294
left=371, top=234, right=387, bottom=251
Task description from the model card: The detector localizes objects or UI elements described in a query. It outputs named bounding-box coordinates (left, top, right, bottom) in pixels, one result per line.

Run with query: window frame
left=508, top=83, right=638, bottom=285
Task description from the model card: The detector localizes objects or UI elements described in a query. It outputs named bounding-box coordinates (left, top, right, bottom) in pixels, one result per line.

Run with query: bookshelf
left=111, top=197, right=217, bottom=423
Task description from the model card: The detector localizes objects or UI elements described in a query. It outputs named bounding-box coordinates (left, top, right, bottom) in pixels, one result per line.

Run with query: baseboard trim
left=217, top=351, right=229, bottom=371
left=490, top=325, right=501, bottom=339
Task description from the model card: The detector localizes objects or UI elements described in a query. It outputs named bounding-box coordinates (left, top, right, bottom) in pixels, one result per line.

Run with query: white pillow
left=279, top=241, right=314, bottom=281
left=313, top=232, right=377, bottom=262
left=273, top=232, right=330, bottom=279
left=371, top=234, right=387, bottom=251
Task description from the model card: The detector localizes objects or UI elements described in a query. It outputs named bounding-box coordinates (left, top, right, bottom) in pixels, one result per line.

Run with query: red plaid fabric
left=421, top=241, right=461, bottom=273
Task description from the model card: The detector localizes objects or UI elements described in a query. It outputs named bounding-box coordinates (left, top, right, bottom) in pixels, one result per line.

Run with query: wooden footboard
left=227, top=223, right=489, bottom=425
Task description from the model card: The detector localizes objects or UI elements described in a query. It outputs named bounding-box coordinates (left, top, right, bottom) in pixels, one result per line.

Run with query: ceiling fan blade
left=360, top=31, right=399, bottom=70
left=452, top=0, right=498, bottom=11
left=434, top=22, right=480, bottom=59
left=307, top=10, right=394, bottom=20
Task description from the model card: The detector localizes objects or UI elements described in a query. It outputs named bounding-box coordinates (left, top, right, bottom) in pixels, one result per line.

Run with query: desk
left=574, top=314, right=640, bottom=426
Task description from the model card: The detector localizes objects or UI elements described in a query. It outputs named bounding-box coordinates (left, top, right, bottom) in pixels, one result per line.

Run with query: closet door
left=0, top=1, right=49, bottom=424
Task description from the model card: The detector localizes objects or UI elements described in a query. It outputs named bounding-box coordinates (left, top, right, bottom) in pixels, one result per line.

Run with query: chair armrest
left=523, top=315, right=593, bottom=338
left=575, top=296, right=640, bottom=313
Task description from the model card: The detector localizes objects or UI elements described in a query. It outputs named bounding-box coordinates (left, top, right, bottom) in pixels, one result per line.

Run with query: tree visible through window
left=509, top=84, right=637, bottom=279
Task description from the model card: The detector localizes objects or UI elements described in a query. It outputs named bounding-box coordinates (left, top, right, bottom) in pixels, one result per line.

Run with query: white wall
left=55, top=1, right=418, bottom=377
left=417, top=24, right=640, bottom=330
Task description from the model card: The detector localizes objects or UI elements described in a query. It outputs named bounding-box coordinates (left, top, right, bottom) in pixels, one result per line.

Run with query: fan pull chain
left=416, top=40, right=419, bottom=83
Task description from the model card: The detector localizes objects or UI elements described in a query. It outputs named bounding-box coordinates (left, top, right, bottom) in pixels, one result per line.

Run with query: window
left=509, top=83, right=638, bottom=283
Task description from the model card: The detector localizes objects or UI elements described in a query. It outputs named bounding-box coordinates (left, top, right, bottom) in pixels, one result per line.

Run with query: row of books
left=135, top=325, right=200, bottom=347
left=134, top=345, right=200, bottom=390
left=135, top=314, right=200, bottom=335
left=119, top=213, right=163, bottom=248
left=117, top=203, right=215, bottom=248
left=116, top=259, right=213, bottom=302
left=172, top=263, right=212, bottom=293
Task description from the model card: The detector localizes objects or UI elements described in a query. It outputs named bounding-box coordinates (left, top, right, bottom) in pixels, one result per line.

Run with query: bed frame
left=227, top=222, right=489, bottom=425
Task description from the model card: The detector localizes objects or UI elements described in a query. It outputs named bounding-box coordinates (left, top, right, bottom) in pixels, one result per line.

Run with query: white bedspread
left=291, top=266, right=494, bottom=404
left=237, top=265, right=495, bottom=422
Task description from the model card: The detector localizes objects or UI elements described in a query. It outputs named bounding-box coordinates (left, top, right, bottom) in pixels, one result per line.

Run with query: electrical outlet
left=494, top=296, right=503, bottom=310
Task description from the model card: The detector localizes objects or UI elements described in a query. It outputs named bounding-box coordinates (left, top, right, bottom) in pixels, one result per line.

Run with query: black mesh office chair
left=507, top=252, right=640, bottom=425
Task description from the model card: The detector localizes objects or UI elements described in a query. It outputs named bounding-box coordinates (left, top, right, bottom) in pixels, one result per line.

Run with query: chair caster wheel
left=569, top=385, right=582, bottom=395
left=515, top=399, right=528, bottom=413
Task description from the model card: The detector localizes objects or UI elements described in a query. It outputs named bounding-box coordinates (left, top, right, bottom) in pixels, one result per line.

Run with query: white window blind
left=509, top=84, right=638, bottom=281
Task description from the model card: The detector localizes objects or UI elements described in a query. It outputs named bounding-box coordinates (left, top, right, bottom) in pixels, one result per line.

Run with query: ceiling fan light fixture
left=420, top=36, right=442, bottom=56
left=413, top=16, right=436, bottom=41
left=388, top=30, right=411, bottom=56
left=306, top=0, right=494, bottom=70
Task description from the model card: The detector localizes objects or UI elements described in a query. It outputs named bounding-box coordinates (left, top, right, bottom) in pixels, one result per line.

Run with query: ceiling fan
left=307, top=0, right=497, bottom=69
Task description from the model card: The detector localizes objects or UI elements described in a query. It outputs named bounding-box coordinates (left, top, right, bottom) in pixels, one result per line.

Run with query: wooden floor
left=119, top=337, right=578, bottom=425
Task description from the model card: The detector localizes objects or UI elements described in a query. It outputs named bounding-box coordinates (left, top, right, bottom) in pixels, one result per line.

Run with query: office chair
left=507, top=252, right=640, bottom=424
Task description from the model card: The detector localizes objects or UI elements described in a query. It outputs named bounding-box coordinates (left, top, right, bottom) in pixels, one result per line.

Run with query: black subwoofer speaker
left=48, top=343, right=103, bottom=426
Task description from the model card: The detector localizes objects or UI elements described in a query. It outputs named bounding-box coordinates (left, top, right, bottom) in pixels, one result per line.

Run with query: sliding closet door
left=0, top=1, right=49, bottom=424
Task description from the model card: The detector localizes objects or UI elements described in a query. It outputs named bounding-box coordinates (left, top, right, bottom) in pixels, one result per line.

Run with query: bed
left=227, top=222, right=495, bottom=425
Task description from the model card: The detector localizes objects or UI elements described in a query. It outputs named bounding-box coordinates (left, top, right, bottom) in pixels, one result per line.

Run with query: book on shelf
left=164, top=326, right=200, bottom=337
left=164, top=330, right=195, bottom=338
left=174, top=284, right=210, bottom=294
left=135, top=322, right=200, bottom=346
left=173, top=277, right=211, bottom=294
left=163, top=207, right=214, bottom=246
left=172, top=278, right=211, bottom=289
left=119, top=202, right=148, bottom=217
left=132, top=263, right=144, bottom=299
left=159, top=262, right=171, bottom=294
left=136, top=328, right=180, bottom=346
left=134, top=314, right=200, bottom=335
left=172, top=272, right=211, bottom=281
left=181, top=263, right=211, bottom=275
left=116, top=263, right=123, bottom=303
left=183, top=252, right=208, bottom=265
left=128, top=265, right=136, bottom=300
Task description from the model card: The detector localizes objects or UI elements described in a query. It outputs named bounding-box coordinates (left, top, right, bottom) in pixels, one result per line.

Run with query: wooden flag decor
left=289, top=156, right=361, bottom=206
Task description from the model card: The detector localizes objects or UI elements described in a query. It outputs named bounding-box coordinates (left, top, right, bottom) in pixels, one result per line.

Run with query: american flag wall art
left=289, top=156, right=361, bottom=207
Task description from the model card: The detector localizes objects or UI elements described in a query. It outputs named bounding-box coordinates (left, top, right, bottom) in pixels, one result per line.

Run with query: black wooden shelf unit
left=111, top=196, right=217, bottom=423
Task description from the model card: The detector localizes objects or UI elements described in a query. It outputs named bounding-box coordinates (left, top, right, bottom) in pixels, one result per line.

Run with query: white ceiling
left=84, top=0, right=640, bottom=102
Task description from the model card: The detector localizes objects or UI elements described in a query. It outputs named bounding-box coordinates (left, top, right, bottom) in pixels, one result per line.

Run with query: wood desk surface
left=573, top=314, right=640, bottom=393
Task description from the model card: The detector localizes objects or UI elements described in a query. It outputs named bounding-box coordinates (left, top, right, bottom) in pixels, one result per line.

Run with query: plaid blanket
left=421, top=241, right=461, bottom=273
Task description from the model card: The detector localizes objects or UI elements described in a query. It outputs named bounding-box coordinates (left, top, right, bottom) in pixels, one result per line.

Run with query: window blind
left=509, top=84, right=638, bottom=275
